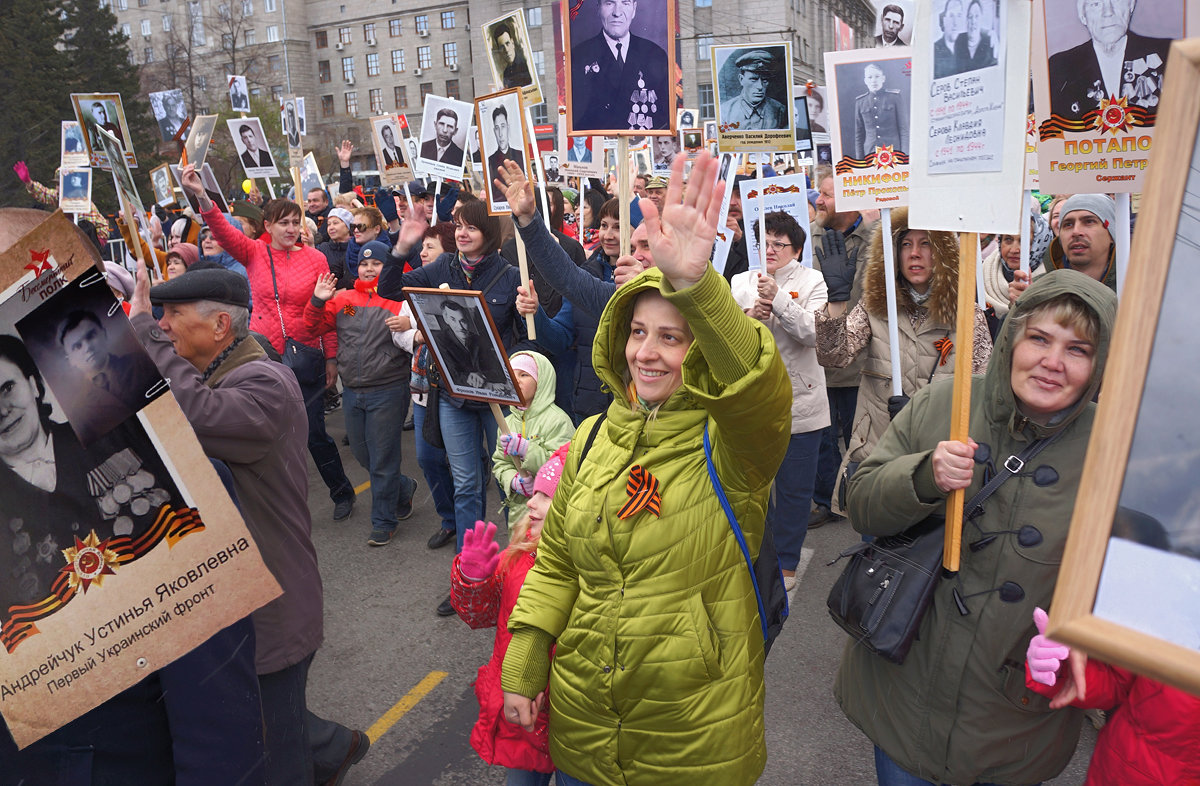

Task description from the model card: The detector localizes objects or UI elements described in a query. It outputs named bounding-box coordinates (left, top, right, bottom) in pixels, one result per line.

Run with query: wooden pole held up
left=944, top=232, right=978, bottom=573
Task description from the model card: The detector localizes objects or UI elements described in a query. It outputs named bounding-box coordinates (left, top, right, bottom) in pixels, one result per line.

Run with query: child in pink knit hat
left=449, top=443, right=570, bottom=783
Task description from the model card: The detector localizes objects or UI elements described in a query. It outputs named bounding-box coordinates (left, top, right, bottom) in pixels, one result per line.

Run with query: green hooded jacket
left=502, top=265, right=791, bottom=785
left=492, top=350, right=576, bottom=524
left=836, top=269, right=1118, bottom=785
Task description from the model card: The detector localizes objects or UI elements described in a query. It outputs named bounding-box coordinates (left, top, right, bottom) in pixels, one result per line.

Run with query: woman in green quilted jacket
left=497, top=153, right=792, bottom=786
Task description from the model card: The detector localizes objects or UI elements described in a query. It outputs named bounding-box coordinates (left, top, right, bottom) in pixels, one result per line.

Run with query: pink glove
left=511, top=474, right=533, bottom=497
left=499, top=433, right=529, bottom=458
left=459, top=521, right=500, bottom=581
left=1027, top=607, right=1071, bottom=686
left=13, top=161, right=31, bottom=184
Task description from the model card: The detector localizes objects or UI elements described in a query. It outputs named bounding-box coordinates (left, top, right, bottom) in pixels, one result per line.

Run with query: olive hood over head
left=986, top=267, right=1117, bottom=439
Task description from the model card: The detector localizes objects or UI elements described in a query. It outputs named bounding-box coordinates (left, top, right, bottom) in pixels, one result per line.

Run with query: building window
left=265, top=0, right=275, bottom=10
left=322, top=95, right=335, bottom=116
left=144, top=46, right=153, bottom=62
left=697, top=35, right=712, bottom=60
left=217, top=2, right=229, bottom=19
left=197, top=74, right=207, bottom=90
left=338, top=26, right=351, bottom=44
left=440, top=10, right=454, bottom=28
left=695, top=0, right=712, bottom=7
left=527, top=7, right=542, bottom=26
left=222, top=32, right=233, bottom=48
left=394, top=85, right=407, bottom=108
left=115, top=0, right=126, bottom=9
left=443, top=42, right=457, bottom=67
left=345, top=91, right=358, bottom=116
left=244, top=28, right=256, bottom=45
left=266, top=25, right=279, bottom=42
left=162, top=15, right=171, bottom=30
left=271, top=84, right=283, bottom=101
left=138, top=0, right=147, bottom=6
left=241, top=0, right=252, bottom=14
left=532, top=50, right=545, bottom=75
left=120, top=22, right=131, bottom=37
left=268, top=54, right=281, bottom=72
left=531, top=104, right=548, bottom=124
left=369, top=88, right=383, bottom=113
left=389, top=18, right=402, bottom=37
left=415, top=14, right=428, bottom=33
left=446, top=79, right=459, bottom=99
left=698, top=83, right=715, bottom=119
left=419, top=82, right=432, bottom=103
left=391, top=49, right=405, bottom=72
left=417, top=46, right=431, bottom=69
left=188, top=0, right=205, bottom=45
left=363, top=22, right=376, bottom=42
left=366, top=52, right=380, bottom=76
left=341, top=56, right=355, bottom=81
left=140, top=18, right=151, bottom=35
left=318, top=60, right=331, bottom=82
left=315, top=30, right=327, bottom=48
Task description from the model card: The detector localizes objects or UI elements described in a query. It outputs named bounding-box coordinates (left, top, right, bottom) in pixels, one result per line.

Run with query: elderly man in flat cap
left=128, top=268, right=370, bottom=786
left=721, top=49, right=789, bottom=130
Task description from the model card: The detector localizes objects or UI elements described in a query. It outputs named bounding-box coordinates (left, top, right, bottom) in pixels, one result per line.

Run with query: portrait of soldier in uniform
left=853, top=62, right=908, bottom=158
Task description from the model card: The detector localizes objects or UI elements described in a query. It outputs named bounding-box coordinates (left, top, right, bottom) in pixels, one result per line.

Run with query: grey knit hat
left=1058, top=194, right=1115, bottom=238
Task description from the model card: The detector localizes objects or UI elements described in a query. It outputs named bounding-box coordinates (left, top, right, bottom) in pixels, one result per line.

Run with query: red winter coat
left=450, top=551, right=554, bottom=774
left=1028, top=661, right=1200, bottom=785
left=203, top=205, right=337, bottom=359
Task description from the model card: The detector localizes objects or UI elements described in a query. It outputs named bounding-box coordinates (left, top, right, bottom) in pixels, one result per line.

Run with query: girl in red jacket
left=450, top=444, right=569, bottom=786
left=1027, top=607, right=1200, bottom=785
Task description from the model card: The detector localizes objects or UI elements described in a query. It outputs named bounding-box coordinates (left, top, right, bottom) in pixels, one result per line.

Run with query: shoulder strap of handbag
left=703, top=422, right=774, bottom=645
left=962, top=428, right=1065, bottom=519
left=266, top=246, right=290, bottom=342
left=474, top=259, right=511, bottom=300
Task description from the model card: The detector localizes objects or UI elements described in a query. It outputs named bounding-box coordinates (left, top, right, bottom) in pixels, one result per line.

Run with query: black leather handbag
left=826, top=434, right=1058, bottom=664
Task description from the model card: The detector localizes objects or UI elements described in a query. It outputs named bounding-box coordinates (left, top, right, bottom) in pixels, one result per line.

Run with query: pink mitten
left=511, top=474, right=533, bottom=497
left=1027, top=607, right=1071, bottom=686
left=500, top=433, right=529, bottom=458
left=459, top=521, right=500, bottom=581
left=13, top=161, right=31, bottom=184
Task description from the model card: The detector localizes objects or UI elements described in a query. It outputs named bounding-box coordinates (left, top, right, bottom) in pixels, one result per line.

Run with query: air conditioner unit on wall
left=347, top=76, right=356, bottom=85
left=367, top=37, right=376, bottom=46
left=413, top=68, right=423, bottom=76
left=448, top=63, right=458, bottom=72
left=335, top=41, right=344, bottom=50
left=418, top=29, right=429, bottom=38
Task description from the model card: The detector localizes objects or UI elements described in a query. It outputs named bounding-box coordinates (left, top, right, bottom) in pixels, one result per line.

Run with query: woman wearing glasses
left=837, top=269, right=1117, bottom=785
left=729, top=211, right=828, bottom=592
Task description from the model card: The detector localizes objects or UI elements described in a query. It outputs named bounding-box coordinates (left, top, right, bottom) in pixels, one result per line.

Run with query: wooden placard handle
left=489, top=402, right=523, bottom=472
left=944, top=232, right=978, bottom=572
left=617, top=137, right=631, bottom=258
left=514, top=232, right=536, bottom=340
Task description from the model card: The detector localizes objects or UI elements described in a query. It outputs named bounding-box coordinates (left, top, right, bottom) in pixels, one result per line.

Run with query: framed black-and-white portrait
left=300, top=153, right=323, bottom=197
left=402, top=288, right=526, bottom=407
left=281, top=97, right=301, bottom=149
left=651, top=134, right=681, bottom=171
left=542, top=151, right=564, bottom=183
left=565, top=0, right=677, bottom=135
left=93, top=126, right=147, bottom=240
left=793, top=93, right=813, bottom=152
left=227, top=74, right=250, bottom=113
left=371, top=114, right=409, bottom=186
left=183, top=114, right=219, bottom=170
left=680, top=128, right=703, bottom=158
left=676, top=107, right=698, bottom=128
left=57, top=169, right=92, bottom=215
left=475, top=88, right=529, bottom=215
left=562, top=136, right=603, bottom=177
left=295, top=97, right=307, bottom=136
left=226, top=117, right=279, bottom=179
left=150, top=164, right=175, bottom=207
left=874, top=0, right=914, bottom=47
left=71, top=93, right=136, bottom=169
left=149, top=88, right=188, bottom=143
left=806, top=85, right=831, bottom=143
left=169, top=163, right=229, bottom=214
left=712, top=42, right=795, bottom=153
left=483, top=10, right=542, bottom=106
left=417, top=95, right=474, bottom=181
left=60, top=121, right=89, bottom=169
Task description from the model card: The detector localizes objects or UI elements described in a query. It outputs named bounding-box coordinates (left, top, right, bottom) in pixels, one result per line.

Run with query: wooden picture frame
left=1049, top=39, right=1200, bottom=697
left=150, top=164, right=175, bottom=208
left=402, top=288, right=526, bottom=408
left=71, top=92, right=136, bottom=169
left=474, top=88, right=529, bottom=216
left=564, top=0, right=677, bottom=136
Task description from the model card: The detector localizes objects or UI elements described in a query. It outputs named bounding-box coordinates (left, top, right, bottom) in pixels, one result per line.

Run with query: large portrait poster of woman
left=0, top=212, right=280, bottom=748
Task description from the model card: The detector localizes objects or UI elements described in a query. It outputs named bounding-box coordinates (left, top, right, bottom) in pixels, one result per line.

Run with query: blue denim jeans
left=813, top=385, right=858, bottom=510
left=768, top=429, right=822, bottom=571
left=436, top=399, right=498, bottom=551
left=295, top=366, right=354, bottom=505
left=552, top=770, right=595, bottom=786
left=873, top=746, right=1037, bottom=786
left=343, top=384, right=412, bottom=532
left=412, top=402, right=455, bottom=534
left=505, top=768, right=554, bottom=786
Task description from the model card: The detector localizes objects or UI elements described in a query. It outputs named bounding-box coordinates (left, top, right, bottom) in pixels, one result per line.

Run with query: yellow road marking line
left=366, top=670, right=449, bottom=742
left=354, top=480, right=371, bottom=495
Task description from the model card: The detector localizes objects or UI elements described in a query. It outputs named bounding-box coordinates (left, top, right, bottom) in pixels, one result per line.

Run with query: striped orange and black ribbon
left=834, top=149, right=911, bottom=174
left=934, top=337, right=953, bottom=367
left=617, top=465, right=661, bottom=520
left=1037, top=107, right=1155, bottom=141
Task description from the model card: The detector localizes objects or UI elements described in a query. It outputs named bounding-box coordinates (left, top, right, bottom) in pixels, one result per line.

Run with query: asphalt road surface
left=307, top=410, right=1097, bottom=785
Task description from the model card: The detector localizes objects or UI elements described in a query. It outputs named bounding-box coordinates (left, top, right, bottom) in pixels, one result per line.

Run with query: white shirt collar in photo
left=1093, top=34, right=1129, bottom=98
left=604, top=32, right=631, bottom=62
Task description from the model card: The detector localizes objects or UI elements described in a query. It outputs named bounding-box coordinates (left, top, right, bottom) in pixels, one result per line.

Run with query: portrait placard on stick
left=739, top=173, right=815, bottom=271
left=149, top=88, right=188, bottom=143
left=561, top=136, right=603, bottom=177
left=60, top=122, right=89, bottom=170
left=713, top=43, right=796, bottom=153
left=475, top=89, right=529, bottom=215
left=169, top=163, right=229, bottom=214
left=299, top=153, right=323, bottom=197
left=1031, top=0, right=1193, bottom=194
left=565, top=0, right=677, bottom=135
left=227, top=117, right=279, bottom=179
left=71, top=93, right=136, bottom=169
left=227, top=75, right=250, bottom=113
left=909, top=0, right=1031, bottom=233
left=402, top=288, right=526, bottom=408
left=1049, top=40, right=1200, bottom=696
left=417, top=95, right=474, bottom=182
left=371, top=115, right=409, bottom=186
left=483, top=10, right=543, bottom=107
left=824, top=48, right=912, bottom=212
left=150, top=164, right=175, bottom=208
left=0, top=213, right=281, bottom=748
left=58, top=169, right=92, bottom=216
left=183, top=115, right=219, bottom=170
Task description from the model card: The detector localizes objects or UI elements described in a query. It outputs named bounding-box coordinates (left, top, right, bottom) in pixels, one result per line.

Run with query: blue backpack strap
left=703, top=422, right=769, bottom=644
